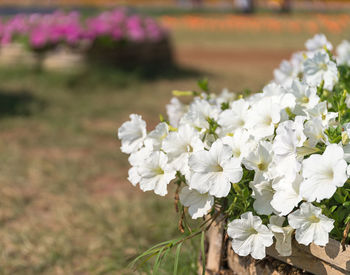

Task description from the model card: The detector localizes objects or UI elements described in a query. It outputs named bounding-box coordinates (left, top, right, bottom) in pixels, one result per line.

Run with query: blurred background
left=0, top=0, right=349, bottom=274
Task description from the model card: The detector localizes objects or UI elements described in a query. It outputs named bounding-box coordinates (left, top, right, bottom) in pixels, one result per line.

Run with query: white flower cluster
left=118, top=34, right=350, bottom=260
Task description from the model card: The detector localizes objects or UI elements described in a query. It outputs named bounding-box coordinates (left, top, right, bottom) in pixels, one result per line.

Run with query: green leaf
left=334, top=208, right=347, bottom=223
left=221, top=102, right=230, bottom=110
left=129, top=239, right=180, bottom=268
left=153, top=246, right=167, bottom=274
left=161, top=247, right=171, bottom=270
left=197, top=78, right=209, bottom=92
left=173, top=242, right=183, bottom=275
left=242, top=188, right=250, bottom=199
left=334, top=191, right=344, bottom=204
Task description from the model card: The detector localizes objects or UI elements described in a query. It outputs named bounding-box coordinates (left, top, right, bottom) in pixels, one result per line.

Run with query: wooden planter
left=200, top=219, right=350, bottom=275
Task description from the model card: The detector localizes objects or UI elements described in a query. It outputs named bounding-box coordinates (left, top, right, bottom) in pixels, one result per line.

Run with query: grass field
left=0, top=12, right=348, bottom=274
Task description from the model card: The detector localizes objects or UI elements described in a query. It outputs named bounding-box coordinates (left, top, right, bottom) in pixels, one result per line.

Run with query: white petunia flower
left=262, top=83, right=296, bottom=113
left=336, top=40, right=350, bottom=66
left=306, top=102, right=338, bottom=127
left=227, top=212, right=274, bottom=259
left=274, top=59, right=298, bottom=87
left=305, top=34, right=333, bottom=52
left=288, top=80, right=319, bottom=115
left=245, top=92, right=264, bottom=104
left=303, top=117, right=327, bottom=147
left=180, top=98, right=219, bottom=130
left=166, top=97, right=187, bottom=127
left=221, top=129, right=256, bottom=161
left=118, top=114, right=147, bottom=154
left=249, top=173, right=275, bottom=215
left=246, top=97, right=282, bottom=139
left=217, top=99, right=250, bottom=135
left=343, top=122, right=350, bottom=137
left=128, top=140, right=153, bottom=167
left=288, top=202, right=334, bottom=246
left=303, top=50, right=338, bottom=91
left=145, top=122, right=169, bottom=151
left=271, top=174, right=303, bottom=215
left=343, top=143, right=350, bottom=163
left=289, top=51, right=306, bottom=79
left=179, top=186, right=214, bottom=219
left=162, top=124, right=204, bottom=180
left=189, top=139, right=243, bottom=198
left=268, top=216, right=294, bottom=256
left=341, top=124, right=350, bottom=162
left=138, top=151, right=176, bottom=196
left=128, top=167, right=141, bottom=187
left=272, top=120, right=303, bottom=179
left=347, top=164, right=350, bottom=177
left=215, top=88, right=236, bottom=106
left=294, top=116, right=307, bottom=147
left=243, top=141, right=273, bottom=176
left=300, top=144, right=348, bottom=202
left=128, top=143, right=153, bottom=186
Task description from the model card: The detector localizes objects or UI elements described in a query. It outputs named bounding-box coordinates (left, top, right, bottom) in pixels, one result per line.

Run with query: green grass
left=0, top=16, right=348, bottom=274
left=0, top=64, right=210, bottom=274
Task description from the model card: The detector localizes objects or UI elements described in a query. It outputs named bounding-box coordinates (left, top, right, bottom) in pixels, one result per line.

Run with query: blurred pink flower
left=0, top=8, right=168, bottom=48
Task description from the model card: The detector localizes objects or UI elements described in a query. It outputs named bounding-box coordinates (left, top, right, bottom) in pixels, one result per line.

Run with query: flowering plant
left=0, top=11, right=84, bottom=51
left=0, top=9, right=168, bottom=52
left=118, top=34, right=350, bottom=271
left=85, top=9, right=166, bottom=46
left=84, top=9, right=169, bottom=66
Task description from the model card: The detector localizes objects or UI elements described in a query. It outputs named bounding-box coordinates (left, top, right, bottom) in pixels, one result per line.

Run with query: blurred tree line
left=0, top=0, right=292, bottom=14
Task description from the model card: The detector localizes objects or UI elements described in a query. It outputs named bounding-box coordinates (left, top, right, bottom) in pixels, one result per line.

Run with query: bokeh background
left=0, top=0, right=349, bottom=274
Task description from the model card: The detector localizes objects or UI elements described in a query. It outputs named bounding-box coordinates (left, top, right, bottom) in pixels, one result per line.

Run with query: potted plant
left=118, top=34, right=350, bottom=274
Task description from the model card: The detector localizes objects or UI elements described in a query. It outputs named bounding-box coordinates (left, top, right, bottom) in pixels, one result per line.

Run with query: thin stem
left=341, top=222, right=350, bottom=251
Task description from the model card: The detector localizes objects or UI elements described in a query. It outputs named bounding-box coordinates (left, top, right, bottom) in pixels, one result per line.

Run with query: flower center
left=233, top=149, right=241, bottom=158
left=238, top=119, right=245, bottom=127
left=247, top=227, right=258, bottom=235
left=212, top=164, right=224, bottom=172
left=264, top=116, right=272, bottom=126
left=308, top=214, right=320, bottom=223
left=301, top=96, right=309, bottom=104
left=326, top=168, right=334, bottom=180
left=257, top=162, right=268, bottom=171
left=154, top=167, right=164, bottom=175
left=319, top=63, right=328, bottom=71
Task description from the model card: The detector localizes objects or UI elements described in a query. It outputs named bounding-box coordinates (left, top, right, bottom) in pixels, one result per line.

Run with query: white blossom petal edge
left=189, top=139, right=243, bottom=198
left=268, top=216, right=294, bottom=256
left=179, top=186, right=214, bottom=219
left=227, top=212, right=273, bottom=259
left=300, top=144, right=347, bottom=202
left=138, top=151, right=176, bottom=196
left=288, top=202, right=334, bottom=246
left=118, top=114, right=147, bottom=154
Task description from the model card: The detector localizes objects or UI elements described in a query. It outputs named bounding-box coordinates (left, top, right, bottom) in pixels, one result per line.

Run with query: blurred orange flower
left=160, top=14, right=350, bottom=34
